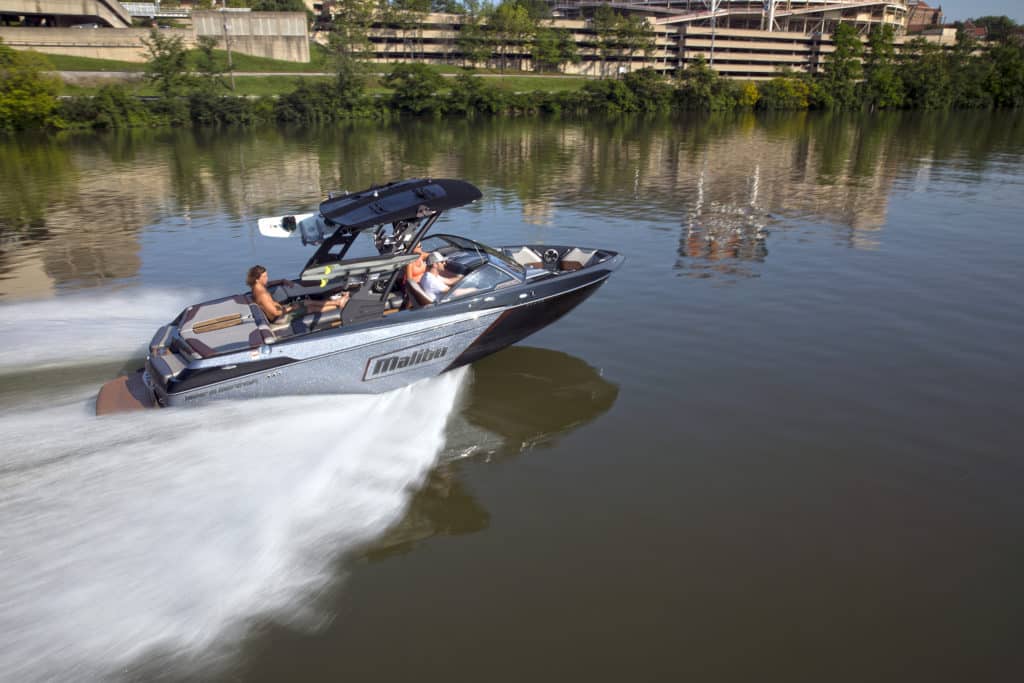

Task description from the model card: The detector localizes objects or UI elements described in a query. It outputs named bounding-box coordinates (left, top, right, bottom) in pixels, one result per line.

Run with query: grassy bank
left=48, top=57, right=588, bottom=98
left=42, top=44, right=588, bottom=97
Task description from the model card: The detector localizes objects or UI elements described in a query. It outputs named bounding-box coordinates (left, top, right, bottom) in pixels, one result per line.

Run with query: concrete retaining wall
left=0, top=27, right=193, bottom=62
left=1, top=12, right=310, bottom=63
left=192, top=11, right=309, bottom=63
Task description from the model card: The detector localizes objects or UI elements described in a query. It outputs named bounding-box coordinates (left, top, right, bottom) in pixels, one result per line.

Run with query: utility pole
left=764, top=0, right=778, bottom=33
left=704, top=0, right=722, bottom=66
left=222, top=0, right=235, bottom=91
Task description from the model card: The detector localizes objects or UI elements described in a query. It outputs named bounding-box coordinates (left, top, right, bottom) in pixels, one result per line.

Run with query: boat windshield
left=419, top=234, right=525, bottom=276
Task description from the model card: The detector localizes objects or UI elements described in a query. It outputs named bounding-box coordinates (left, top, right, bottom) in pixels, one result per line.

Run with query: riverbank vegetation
left=2, top=7, right=1023, bottom=132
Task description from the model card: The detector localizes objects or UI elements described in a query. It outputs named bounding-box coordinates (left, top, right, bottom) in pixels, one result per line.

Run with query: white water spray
left=0, top=295, right=469, bottom=681
left=0, top=290, right=201, bottom=373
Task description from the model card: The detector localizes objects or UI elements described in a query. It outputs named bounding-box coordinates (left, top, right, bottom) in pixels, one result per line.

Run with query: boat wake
left=0, top=290, right=202, bottom=375
left=0, top=362, right=468, bottom=681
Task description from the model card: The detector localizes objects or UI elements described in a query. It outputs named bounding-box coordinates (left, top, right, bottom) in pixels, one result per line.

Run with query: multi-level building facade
left=323, top=1, right=914, bottom=79
left=2, top=1, right=942, bottom=77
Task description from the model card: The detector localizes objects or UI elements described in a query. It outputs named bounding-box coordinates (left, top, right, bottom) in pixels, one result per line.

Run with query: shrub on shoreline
left=8, top=27, right=1024, bottom=133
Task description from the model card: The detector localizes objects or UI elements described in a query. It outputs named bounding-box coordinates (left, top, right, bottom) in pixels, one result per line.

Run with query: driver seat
left=405, top=279, right=435, bottom=308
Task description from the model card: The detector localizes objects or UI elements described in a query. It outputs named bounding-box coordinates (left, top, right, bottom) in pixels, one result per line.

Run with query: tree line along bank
left=2, top=22, right=1023, bottom=132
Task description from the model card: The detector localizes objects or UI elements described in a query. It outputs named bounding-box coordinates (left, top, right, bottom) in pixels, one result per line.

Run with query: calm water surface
left=1, top=111, right=1023, bottom=682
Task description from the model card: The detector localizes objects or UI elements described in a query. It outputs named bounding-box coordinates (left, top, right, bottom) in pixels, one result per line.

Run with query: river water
left=1, top=111, right=1022, bottom=682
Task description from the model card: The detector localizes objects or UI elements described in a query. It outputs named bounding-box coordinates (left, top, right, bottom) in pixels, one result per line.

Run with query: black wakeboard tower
left=292, top=178, right=483, bottom=268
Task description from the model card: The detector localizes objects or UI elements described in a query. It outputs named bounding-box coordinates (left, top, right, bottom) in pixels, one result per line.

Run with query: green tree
left=969, top=15, right=1018, bottom=43
left=492, top=1, right=535, bottom=71
left=193, top=35, right=230, bottom=94
left=141, top=28, right=193, bottom=98
left=456, top=9, right=494, bottom=68
left=615, top=14, right=654, bottom=74
left=275, top=80, right=345, bottom=123
left=592, top=3, right=618, bottom=77
left=820, top=23, right=863, bottom=109
left=621, top=68, right=672, bottom=110
left=533, top=25, right=579, bottom=73
left=432, top=0, right=464, bottom=12
left=900, top=37, right=952, bottom=109
left=581, top=77, right=638, bottom=112
left=737, top=81, right=760, bottom=107
left=392, top=0, right=432, bottom=60
left=757, top=74, right=812, bottom=109
left=59, top=84, right=153, bottom=128
left=329, top=0, right=376, bottom=60
left=0, top=41, right=61, bottom=131
left=384, top=62, right=444, bottom=113
left=675, top=56, right=741, bottom=110
left=334, top=52, right=367, bottom=109
left=592, top=5, right=653, bottom=77
left=862, top=25, right=903, bottom=110
left=251, top=0, right=308, bottom=10
left=517, top=0, right=550, bottom=20
left=985, top=41, right=1024, bottom=107
left=445, top=72, right=506, bottom=114
left=948, top=30, right=992, bottom=108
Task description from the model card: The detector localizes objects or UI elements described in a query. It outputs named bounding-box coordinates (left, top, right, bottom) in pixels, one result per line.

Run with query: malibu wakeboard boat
left=96, top=178, right=623, bottom=414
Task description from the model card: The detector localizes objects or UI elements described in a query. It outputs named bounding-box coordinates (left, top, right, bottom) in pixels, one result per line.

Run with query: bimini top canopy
left=257, top=178, right=482, bottom=245
left=321, top=178, right=482, bottom=230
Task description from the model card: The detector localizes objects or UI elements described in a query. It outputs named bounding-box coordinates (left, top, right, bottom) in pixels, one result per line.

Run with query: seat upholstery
left=560, top=248, right=597, bottom=271
left=248, top=304, right=277, bottom=345
left=507, top=246, right=543, bottom=268
left=269, top=307, right=344, bottom=336
left=405, top=280, right=435, bottom=308
left=179, top=295, right=261, bottom=358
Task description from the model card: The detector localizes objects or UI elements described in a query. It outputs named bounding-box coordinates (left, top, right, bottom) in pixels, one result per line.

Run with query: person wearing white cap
left=419, top=251, right=462, bottom=301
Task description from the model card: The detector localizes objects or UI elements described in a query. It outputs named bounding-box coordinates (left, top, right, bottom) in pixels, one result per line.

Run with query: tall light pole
left=763, top=0, right=778, bottom=32
left=222, top=0, right=235, bottom=90
left=703, top=0, right=722, bottom=66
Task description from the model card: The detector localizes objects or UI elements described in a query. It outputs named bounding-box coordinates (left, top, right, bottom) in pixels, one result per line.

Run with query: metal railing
left=120, top=2, right=190, bottom=18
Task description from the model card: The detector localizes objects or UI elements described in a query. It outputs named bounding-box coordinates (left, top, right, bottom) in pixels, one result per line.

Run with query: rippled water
left=1, top=111, right=1023, bottom=681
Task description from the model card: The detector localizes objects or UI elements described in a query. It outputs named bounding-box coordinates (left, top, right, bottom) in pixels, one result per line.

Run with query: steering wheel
left=543, top=248, right=560, bottom=266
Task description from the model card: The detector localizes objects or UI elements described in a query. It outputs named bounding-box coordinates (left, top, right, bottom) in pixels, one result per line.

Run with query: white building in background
left=551, top=1, right=909, bottom=35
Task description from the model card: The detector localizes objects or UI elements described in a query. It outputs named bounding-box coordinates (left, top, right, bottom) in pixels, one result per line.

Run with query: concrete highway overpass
left=0, top=0, right=132, bottom=28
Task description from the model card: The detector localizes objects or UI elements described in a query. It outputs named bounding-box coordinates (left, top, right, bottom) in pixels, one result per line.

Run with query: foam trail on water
left=0, top=368, right=467, bottom=682
left=0, top=290, right=201, bottom=373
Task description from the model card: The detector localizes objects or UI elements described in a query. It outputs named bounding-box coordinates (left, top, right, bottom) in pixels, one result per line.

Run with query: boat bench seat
left=178, top=294, right=270, bottom=358
left=560, top=248, right=597, bottom=271
left=249, top=304, right=276, bottom=345
left=269, top=307, right=343, bottom=336
left=507, top=246, right=543, bottom=268
left=405, top=279, right=435, bottom=308
left=148, top=348, right=188, bottom=383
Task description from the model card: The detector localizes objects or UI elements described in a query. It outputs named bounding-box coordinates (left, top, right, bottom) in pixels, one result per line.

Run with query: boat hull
left=158, top=308, right=504, bottom=407
left=96, top=248, right=622, bottom=414
left=156, top=263, right=616, bottom=408
left=445, top=276, right=608, bottom=371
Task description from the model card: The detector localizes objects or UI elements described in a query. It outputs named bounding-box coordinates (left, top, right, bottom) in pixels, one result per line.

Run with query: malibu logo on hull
left=365, top=345, right=449, bottom=380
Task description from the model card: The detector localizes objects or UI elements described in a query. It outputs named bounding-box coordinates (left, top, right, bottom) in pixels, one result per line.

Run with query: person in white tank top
left=419, top=252, right=462, bottom=301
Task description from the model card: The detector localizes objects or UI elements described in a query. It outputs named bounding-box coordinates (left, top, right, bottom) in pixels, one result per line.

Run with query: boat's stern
left=97, top=294, right=278, bottom=414
left=95, top=370, right=157, bottom=415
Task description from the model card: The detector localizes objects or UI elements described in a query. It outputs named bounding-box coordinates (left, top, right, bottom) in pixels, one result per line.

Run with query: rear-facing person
left=247, top=265, right=348, bottom=324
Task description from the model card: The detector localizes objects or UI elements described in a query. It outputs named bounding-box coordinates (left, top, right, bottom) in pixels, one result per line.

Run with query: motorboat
left=96, top=178, right=623, bottom=414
